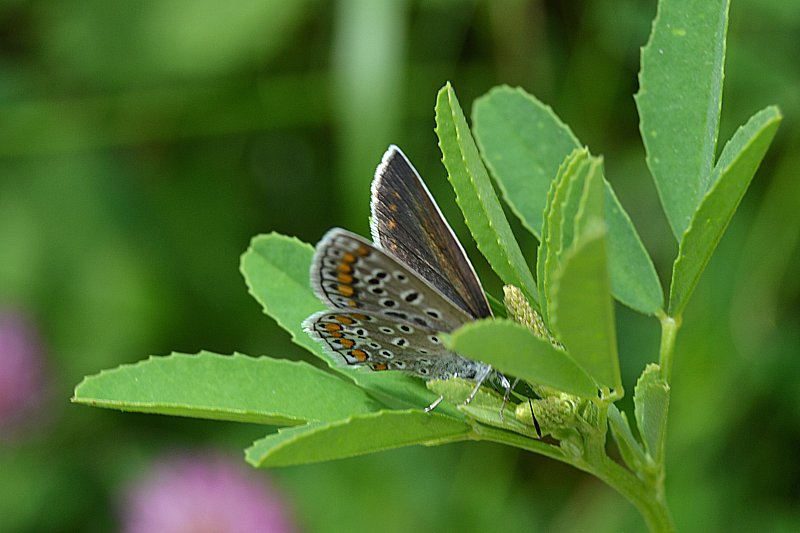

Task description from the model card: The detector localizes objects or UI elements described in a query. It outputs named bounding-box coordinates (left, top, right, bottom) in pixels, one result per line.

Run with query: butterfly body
left=304, top=146, right=500, bottom=394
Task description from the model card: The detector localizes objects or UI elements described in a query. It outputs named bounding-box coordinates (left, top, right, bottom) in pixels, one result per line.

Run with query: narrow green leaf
left=540, top=149, right=591, bottom=321
left=246, top=410, right=471, bottom=467
left=669, top=106, right=782, bottom=315
left=636, top=0, right=730, bottom=238
left=72, top=352, right=381, bottom=425
left=536, top=176, right=558, bottom=306
left=608, top=405, right=649, bottom=472
left=445, top=319, right=598, bottom=399
left=475, top=87, right=663, bottom=314
left=435, top=82, right=538, bottom=305
left=240, top=232, right=454, bottom=410
left=634, top=364, right=670, bottom=463
left=573, top=156, right=605, bottom=248
left=551, top=225, right=622, bottom=393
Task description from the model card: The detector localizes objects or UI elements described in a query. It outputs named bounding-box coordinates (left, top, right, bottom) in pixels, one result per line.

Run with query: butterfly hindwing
left=309, top=228, right=472, bottom=332
left=303, top=310, right=485, bottom=380
left=370, top=145, right=492, bottom=320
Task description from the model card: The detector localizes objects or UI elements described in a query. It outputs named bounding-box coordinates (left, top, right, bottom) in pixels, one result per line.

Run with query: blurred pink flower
left=0, top=310, right=47, bottom=438
left=121, top=452, right=299, bottom=533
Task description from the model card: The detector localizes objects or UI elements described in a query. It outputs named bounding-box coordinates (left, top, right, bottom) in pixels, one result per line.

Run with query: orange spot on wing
left=337, top=284, right=354, bottom=297
left=355, top=245, right=371, bottom=257
left=338, top=338, right=355, bottom=349
left=337, top=273, right=353, bottom=284
left=371, top=362, right=388, bottom=371
left=334, top=315, right=354, bottom=325
left=351, top=349, right=368, bottom=362
left=342, top=252, right=356, bottom=264
left=388, top=203, right=399, bottom=213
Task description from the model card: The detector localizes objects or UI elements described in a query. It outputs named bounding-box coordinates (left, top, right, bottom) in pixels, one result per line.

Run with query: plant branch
left=656, top=311, right=681, bottom=383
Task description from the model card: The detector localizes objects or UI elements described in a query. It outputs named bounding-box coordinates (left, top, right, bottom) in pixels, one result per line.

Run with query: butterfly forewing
left=370, top=145, right=492, bottom=320
left=310, top=228, right=472, bottom=332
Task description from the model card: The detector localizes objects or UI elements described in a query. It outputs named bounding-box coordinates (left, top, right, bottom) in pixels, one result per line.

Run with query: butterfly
left=303, top=145, right=509, bottom=408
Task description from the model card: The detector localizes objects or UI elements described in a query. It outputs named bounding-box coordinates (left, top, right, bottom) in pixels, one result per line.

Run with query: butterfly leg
left=499, top=376, right=517, bottom=421
left=424, top=395, right=445, bottom=412
left=465, top=364, right=493, bottom=405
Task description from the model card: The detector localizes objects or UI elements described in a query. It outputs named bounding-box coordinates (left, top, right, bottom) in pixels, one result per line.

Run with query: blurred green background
left=1, top=1, right=797, bottom=531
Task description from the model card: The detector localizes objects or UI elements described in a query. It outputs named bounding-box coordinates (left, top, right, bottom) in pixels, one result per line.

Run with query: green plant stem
left=474, top=421, right=676, bottom=532
left=584, top=450, right=676, bottom=533
left=656, top=311, right=681, bottom=382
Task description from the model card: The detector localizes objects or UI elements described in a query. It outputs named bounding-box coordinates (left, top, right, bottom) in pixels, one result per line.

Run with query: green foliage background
left=1, top=1, right=798, bottom=531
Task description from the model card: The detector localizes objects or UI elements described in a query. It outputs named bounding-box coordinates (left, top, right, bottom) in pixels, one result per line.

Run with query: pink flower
left=0, top=310, right=47, bottom=438
left=121, top=452, right=299, bottom=533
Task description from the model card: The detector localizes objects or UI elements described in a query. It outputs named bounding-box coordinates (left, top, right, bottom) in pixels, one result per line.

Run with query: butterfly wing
left=305, top=228, right=487, bottom=380
left=303, top=310, right=487, bottom=381
left=309, top=228, right=472, bottom=332
left=370, top=145, right=492, bottom=320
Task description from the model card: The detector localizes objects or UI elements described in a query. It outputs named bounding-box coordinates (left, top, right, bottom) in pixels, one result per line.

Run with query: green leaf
left=573, top=154, right=605, bottom=248
left=475, top=87, right=663, bottom=314
left=435, top=82, right=538, bottom=305
left=246, top=410, right=471, bottom=467
left=551, top=224, right=622, bottom=393
left=669, top=106, right=782, bottom=315
left=445, top=319, right=597, bottom=399
left=603, top=183, right=664, bottom=315
left=634, top=364, right=670, bottom=463
left=240, top=233, right=328, bottom=361
left=541, top=149, right=591, bottom=321
left=607, top=405, right=649, bottom=473
left=636, top=0, right=730, bottom=238
left=473, top=85, right=581, bottom=238
left=72, top=352, right=381, bottom=425
left=240, top=232, right=452, bottom=411
left=426, top=378, right=545, bottom=442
